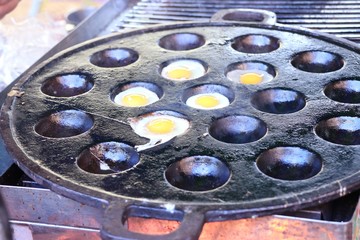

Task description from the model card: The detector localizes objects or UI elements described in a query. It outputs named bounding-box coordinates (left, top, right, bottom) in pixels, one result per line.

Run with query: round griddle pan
left=2, top=9, right=360, bottom=239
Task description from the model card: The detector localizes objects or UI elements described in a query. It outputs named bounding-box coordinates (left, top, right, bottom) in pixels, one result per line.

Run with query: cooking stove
left=0, top=0, right=360, bottom=239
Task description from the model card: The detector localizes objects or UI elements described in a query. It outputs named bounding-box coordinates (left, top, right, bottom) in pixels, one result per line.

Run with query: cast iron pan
left=2, top=9, right=360, bottom=239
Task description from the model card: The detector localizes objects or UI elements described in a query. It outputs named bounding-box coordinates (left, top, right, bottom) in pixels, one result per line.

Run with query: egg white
left=186, top=92, right=230, bottom=110
left=161, top=59, right=206, bottom=81
left=114, top=86, right=159, bottom=107
left=129, top=113, right=190, bottom=151
left=227, top=69, right=274, bottom=84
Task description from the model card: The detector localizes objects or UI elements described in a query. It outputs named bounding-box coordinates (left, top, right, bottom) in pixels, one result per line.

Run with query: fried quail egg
left=129, top=113, right=190, bottom=151
left=227, top=69, right=274, bottom=85
left=114, top=86, right=159, bottom=107
left=186, top=92, right=230, bottom=110
left=161, top=59, right=206, bottom=81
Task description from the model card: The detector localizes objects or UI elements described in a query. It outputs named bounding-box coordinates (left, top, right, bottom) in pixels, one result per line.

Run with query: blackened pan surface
left=2, top=21, right=360, bottom=219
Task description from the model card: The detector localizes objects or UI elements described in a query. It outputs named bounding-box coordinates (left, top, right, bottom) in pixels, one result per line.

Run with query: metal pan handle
left=211, top=8, right=277, bottom=25
left=101, top=202, right=205, bottom=240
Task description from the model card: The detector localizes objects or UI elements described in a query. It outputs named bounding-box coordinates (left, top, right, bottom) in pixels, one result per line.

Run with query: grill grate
left=108, top=0, right=360, bottom=42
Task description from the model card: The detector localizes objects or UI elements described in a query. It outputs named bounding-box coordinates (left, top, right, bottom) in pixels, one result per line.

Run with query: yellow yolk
left=167, top=67, right=192, bottom=80
left=195, top=95, right=220, bottom=108
left=122, top=93, right=149, bottom=107
left=240, top=72, right=263, bottom=85
left=146, top=118, right=175, bottom=134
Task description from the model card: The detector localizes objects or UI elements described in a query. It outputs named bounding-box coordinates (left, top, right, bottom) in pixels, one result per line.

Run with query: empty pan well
left=159, top=32, right=205, bottom=51
left=165, top=156, right=231, bottom=191
left=291, top=51, right=344, bottom=73
left=256, top=146, right=322, bottom=181
left=209, top=115, right=267, bottom=144
left=231, top=34, right=280, bottom=53
left=251, top=88, right=306, bottom=114
left=324, top=80, right=360, bottom=104
left=35, top=110, right=93, bottom=138
left=315, top=116, right=360, bottom=145
left=41, top=73, right=94, bottom=97
left=90, top=48, right=139, bottom=68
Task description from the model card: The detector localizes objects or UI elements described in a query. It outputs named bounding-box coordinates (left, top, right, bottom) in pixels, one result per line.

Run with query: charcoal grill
left=0, top=0, right=357, bottom=240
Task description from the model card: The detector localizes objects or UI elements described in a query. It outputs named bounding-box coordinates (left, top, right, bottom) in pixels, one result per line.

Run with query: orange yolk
left=240, top=72, right=263, bottom=85
left=195, top=95, right=220, bottom=108
left=122, top=93, right=148, bottom=107
left=146, top=118, right=175, bottom=134
left=167, top=67, right=192, bottom=80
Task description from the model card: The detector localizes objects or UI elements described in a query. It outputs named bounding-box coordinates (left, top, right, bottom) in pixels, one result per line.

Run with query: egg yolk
left=167, top=67, right=192, bottom=80
left=240, top=72, right=263, bottom=85
left=195, top=95, right=220, bottom=108
left=122, top=93, right=149, bottom=107
left=146, top=118, right=175, bottom=134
